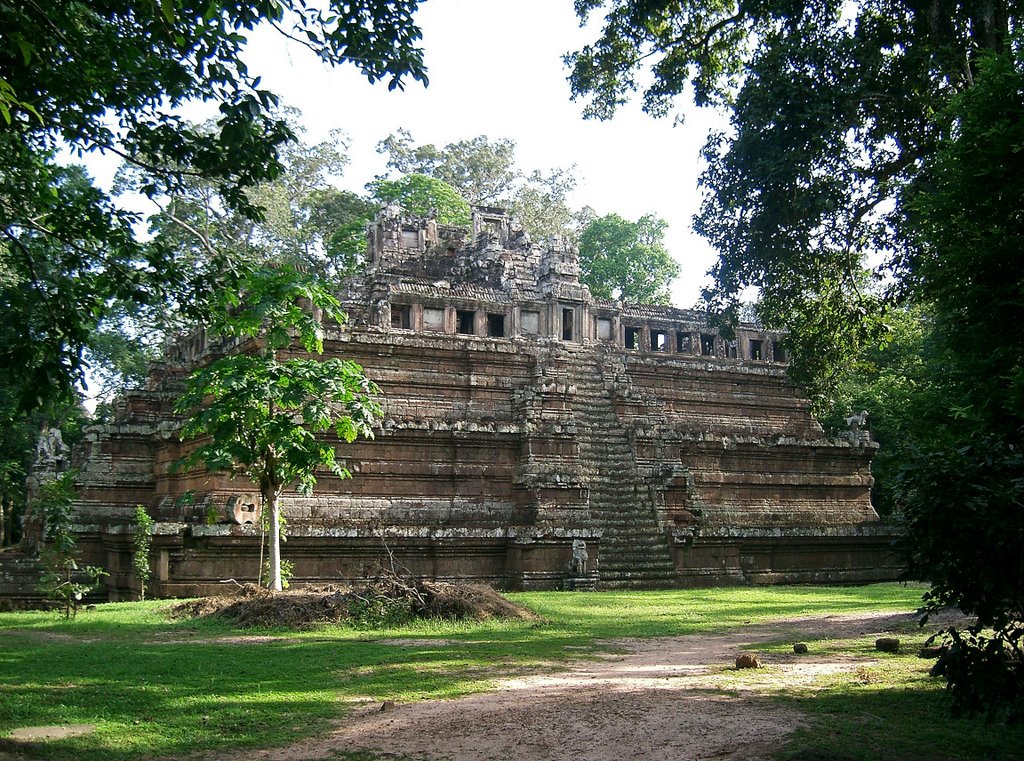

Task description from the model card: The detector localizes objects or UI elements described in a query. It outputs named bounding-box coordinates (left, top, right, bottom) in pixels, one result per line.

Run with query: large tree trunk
left=266, top=491, right=283, bottom=591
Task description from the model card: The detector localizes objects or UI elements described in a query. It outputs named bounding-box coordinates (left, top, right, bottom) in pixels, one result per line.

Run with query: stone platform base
left=671, top=526, right=904, bottom=587
left=47, top=522, right=905, bottom=600
left=0, top=549, right=48, bottom=610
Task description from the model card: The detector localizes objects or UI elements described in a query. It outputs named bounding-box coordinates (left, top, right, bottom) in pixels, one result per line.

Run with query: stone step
left=601, top=566, right=676, bottom=577
left=601, top=558, right=674, bottom=568
left=598, top=522, right=666, bottom=533
left=601, top=546, right=673, bottom=559
left=601, top=532, right=668, bottom=542
left=599, top=563, right=677, bottom=575
left=561, top=349, right=680, bottom=588
left=599, top=557, right=676, bottom=570
left=600, top=581, right=678, bottom=589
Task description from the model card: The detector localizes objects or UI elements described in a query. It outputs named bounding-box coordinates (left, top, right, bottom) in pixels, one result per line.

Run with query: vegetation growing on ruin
left=35, top=472, right=106, bottom=618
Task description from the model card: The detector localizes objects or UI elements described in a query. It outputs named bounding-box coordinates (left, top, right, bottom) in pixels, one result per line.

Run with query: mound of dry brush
left=171, top=574, right=539, bottom=628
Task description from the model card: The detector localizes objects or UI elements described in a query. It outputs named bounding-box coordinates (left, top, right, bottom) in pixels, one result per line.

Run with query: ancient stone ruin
left=36, top=207, right=899, bottom=599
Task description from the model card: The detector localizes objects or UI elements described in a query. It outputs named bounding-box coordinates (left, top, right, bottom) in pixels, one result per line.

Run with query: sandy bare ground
left=186, top=609, right=936, bottom=761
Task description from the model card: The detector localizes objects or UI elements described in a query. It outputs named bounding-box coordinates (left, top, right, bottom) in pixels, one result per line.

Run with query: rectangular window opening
left=561, top=308, right=574, bottom=341
left=676, top=331, right=691, bottom=353
left=700, top=333, right=716, bottom=356
left=391, top=305, right=411, bottom=330
left=597, top=318, right=613, bottom=341
left=457, top=309, right=476, bottom=335
left=773, top=341, right=786, bottom=363
left=651, top=330, right=667, bottom=352
left=749, top=339, right=763, bottom=361
left=625, top=327, right=641, bottom=350
left=487, top=313, right=505, bottom=337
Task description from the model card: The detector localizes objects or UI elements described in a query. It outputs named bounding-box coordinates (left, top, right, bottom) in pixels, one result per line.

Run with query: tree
left=376, top=130, right=581, bottom=239
left=568, top=1, right=1024, bottom=712
left=174, top=267, right=380, bottom=591
left=367, top=174, right=472, bottom=227
left=566, top=0, right=997, bottom=401
left=306, top=188, right=380, bottom=276
left=819, top=305, right=941, bottom=517
left=893, top=53, right=1024, bottom=717
left=378, top=130, right=520, bottom=205
left=237, top=123, right=353, bottom=269
left=35, top=471, right=107, bottom=617
left=119, top=114, right=374, bottom=281
left=578, top=213, right=679, bottom=304
left=1, top=0, right=427, bottom=415
left=132, top=505, right=155, bottom=601
left=506, top=168, right=580, bottom=243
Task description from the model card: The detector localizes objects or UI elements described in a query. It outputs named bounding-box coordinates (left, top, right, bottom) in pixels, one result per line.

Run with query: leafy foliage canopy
left=578, top=213, right=678, bottom=304
left=0, top=0, right=426, bottom=413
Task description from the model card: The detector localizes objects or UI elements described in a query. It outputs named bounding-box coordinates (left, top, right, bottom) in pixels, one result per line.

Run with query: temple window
left=562, top=308, right=574, bottom=341
left=749, top=339, right=763, bottom=360
left=400, top=229, right=419, bottom=248
left=457, top=309, right=476, bottom=335
left=677, top=331, right=691, bottom=353
left=597, top=318, right=613, bottom=341
left=651, top=330, right=667, bottom=352
left=391, top=305, right=411, bottom=329
left=700, top=333, right=716, bottom=356
left=625, top=327, right=641, bottom=350
left=487, top=313, right=506, bottom=337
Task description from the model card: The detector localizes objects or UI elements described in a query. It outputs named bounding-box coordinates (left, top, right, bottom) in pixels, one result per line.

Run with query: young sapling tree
left=174, top=266, right=380, bottom=591
left=132, top=504, right=155, bottom=600
left=36, top=471, right=107, bottom=617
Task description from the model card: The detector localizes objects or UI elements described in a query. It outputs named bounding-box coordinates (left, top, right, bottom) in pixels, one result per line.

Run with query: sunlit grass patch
left=0, top=583, right=927, bottom=760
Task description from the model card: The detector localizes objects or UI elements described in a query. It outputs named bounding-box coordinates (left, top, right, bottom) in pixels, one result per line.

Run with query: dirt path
left=196, top=609, right=929, bottom=761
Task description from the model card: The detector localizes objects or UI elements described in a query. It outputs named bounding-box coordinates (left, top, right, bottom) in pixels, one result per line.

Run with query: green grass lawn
left=759, top=620, right=1024, bottom=761
left=0, top=582, right=1015, bottom=760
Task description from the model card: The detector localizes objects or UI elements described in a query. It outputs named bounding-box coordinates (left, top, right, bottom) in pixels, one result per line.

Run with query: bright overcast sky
left=242, top=0, right=732, bottom=307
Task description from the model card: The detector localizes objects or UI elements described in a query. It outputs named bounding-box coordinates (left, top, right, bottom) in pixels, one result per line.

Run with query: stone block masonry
left=20, top=207, right=900, bottom=600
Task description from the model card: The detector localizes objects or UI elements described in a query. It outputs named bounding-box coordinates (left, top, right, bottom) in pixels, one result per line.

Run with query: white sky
left=241, top=0, right=729, bottom=307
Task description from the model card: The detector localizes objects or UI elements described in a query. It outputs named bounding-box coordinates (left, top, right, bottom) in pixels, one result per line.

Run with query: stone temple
left=29, top=207, right=899, bottom=599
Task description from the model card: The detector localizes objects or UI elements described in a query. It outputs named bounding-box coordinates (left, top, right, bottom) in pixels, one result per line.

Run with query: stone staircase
left=555, top=344, right=678, bottom=589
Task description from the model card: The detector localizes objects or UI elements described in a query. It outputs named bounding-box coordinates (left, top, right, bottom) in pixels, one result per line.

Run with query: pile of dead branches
left=170, top=572, right=539, bottom=629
